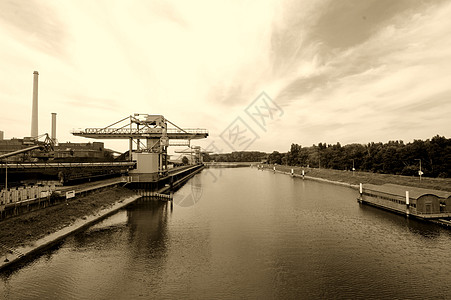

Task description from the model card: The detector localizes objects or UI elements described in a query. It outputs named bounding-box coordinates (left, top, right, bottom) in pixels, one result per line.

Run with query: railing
left=167, top=128, right=209, bottom=134
left=72, top=128, right=208, bottom=135
left=362, top=189, right=410, bottom=206
left=169, top=140, right=190, bottom=146
left=1, top=161, right=136, bottom=169
left=361, top=188, right=416, bottom=214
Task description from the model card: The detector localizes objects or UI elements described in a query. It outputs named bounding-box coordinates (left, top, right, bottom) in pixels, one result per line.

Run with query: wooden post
left=302, top=169, right=305, bottom=179
left=291, top=169, right=294, bottom=177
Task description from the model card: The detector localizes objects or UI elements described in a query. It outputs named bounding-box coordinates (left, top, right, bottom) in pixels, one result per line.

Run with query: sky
left=0, top=0, right=450, bottom=154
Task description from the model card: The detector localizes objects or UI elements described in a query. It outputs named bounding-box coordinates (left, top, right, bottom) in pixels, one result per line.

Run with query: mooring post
left=405, top=191, right=410, bottom=216
left=358, top=183, right=363, bottom=202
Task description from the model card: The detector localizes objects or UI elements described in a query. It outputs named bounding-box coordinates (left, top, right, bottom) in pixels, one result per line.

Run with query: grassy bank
left=263, top=165, right=451, bottom=192
left=0, top=187, right=136, bottom=256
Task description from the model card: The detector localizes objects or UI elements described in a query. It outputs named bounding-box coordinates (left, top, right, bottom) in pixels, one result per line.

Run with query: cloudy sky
left=1, top=0, right=450, bottom=154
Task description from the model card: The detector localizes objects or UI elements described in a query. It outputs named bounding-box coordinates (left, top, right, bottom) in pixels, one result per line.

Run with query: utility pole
left=415, top=159, right=422, bottom=181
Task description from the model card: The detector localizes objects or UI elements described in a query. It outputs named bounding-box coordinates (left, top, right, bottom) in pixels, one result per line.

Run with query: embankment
left=0, top=186, right=139, bottom=270
left=259, top=165, right=451, bottom=192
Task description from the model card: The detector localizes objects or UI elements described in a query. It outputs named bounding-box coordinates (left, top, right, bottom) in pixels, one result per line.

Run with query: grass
left=0, top=187, right=136, bottom=256
left=263, top=165, right=451, bottom=192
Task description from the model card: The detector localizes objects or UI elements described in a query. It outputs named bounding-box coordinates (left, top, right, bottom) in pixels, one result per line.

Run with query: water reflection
left=126, top=198, right=171, bottom=255
left=173, top=174, right=203, bottom=207
left=358, top=202, right=444, bottom=239
left=1, top=169, right=451, bottom=299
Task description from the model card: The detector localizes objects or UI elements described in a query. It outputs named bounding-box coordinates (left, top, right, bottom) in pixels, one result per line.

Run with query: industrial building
left=0, top=71, right=209, bottom=188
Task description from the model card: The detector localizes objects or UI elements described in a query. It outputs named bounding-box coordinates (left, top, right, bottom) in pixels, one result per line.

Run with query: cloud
left=0, top=0, right=450, bottom=152
left=265, top=0, right=451, bottom=148
left=148, top=1, right=189, bottom=28
left=63, top=94, right=121, bottom=112
left=0, top=0, right=66, bottom=57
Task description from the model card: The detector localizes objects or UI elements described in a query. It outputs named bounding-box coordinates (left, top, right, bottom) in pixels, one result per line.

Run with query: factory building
left=53, top=142, right=114, bottom=161
left=0, top=138, right=114, bottom=162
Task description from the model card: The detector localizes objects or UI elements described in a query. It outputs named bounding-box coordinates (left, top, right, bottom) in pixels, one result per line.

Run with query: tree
left=278, top=135, right=450, bottom=178
left=268, top=151, right=283, bottom=164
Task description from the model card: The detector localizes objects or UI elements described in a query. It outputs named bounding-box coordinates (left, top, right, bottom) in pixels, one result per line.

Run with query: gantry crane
left=72, top=114, right=208, bottom=176
left=174, top=145, right=213, bottom=165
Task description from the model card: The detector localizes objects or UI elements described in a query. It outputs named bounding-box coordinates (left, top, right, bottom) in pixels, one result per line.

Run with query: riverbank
left=0, top=186, right=139, bottom=269
left=0, top=164, right=206, bottom=270
left=260, top=165, right=451, bottom=192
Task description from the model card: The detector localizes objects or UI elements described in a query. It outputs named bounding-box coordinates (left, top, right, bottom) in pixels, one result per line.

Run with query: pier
left=358, top=183, right=451, bottom=223
left=125, top=164, right=205, bottom=196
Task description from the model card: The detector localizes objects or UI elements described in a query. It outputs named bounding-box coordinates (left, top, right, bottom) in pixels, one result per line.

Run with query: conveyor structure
left=72, top=114, right=208, bottom=176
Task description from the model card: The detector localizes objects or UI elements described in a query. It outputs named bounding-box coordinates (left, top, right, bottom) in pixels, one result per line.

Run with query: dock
left=357, top=183, right=451, bottom=225
left=125, top=164, right=204, bottom=197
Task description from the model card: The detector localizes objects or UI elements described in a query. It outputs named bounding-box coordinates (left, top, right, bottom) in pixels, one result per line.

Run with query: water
left=1, top=168, right=451, bottom=299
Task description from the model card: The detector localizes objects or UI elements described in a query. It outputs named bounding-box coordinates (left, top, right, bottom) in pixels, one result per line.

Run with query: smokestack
left=31, top=71, right=39, bottom=137
left=51, top=113, right=57, bottom=142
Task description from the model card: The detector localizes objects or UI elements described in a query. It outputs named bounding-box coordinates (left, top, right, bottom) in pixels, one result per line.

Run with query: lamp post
left=415, top=159, right=422, bottom=181
left=4, top=162, right=7, bottom=190
left=352, top=159, right=355, bottom=176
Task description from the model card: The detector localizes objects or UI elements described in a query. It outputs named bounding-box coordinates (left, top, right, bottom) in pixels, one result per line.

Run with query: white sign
left=40, top=191, right=50, bottom=198
left=66, top=190, right=75, bottom=199
left=418, top=171, right=424, bottom=176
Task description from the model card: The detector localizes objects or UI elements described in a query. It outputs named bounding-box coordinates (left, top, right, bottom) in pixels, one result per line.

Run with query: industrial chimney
left=51, top=112, right=57, bottom=142
left=31, top=71, right=39, bottom=137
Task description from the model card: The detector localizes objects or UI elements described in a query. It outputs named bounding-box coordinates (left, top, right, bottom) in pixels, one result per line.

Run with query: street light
left=415, top=159, right=422, bottom=181
left=2, top=162, right=7, bottom=190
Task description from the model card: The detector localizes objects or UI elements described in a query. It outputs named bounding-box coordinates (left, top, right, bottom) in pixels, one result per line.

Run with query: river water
left=1, top=168, right=451, bottom=299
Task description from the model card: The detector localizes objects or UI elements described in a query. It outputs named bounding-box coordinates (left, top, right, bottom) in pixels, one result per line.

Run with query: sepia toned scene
left=1, top=1, right=451, bottom=299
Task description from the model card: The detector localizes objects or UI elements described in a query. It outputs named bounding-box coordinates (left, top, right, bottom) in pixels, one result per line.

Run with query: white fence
left=0, top=185, right=56, bottom=206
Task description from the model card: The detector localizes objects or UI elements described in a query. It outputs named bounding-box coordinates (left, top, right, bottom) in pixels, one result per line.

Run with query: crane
left=174, top=146, right=213, bottom=165
left=72, top=114, right=208, bottom=176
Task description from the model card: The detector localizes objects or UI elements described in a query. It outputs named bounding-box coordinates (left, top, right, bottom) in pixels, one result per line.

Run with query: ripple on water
left=1, top=168, right=451, bottom=299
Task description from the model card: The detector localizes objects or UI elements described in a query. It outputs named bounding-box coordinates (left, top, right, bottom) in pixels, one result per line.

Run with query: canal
left=1, top=168, right=451, bottom=299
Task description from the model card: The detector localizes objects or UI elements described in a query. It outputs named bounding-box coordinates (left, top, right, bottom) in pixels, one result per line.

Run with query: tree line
left=203, top=135, right=451, bottom=178
left=203, top=151, right=267, bottom=163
